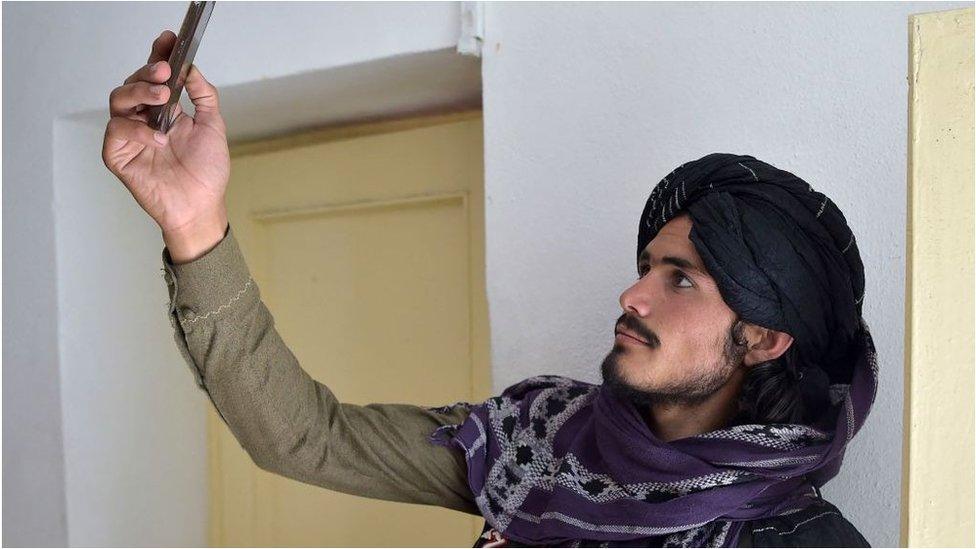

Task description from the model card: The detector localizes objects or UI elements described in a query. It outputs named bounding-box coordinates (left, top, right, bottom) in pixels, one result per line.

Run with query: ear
left=741, top=324, right=794, bottom=367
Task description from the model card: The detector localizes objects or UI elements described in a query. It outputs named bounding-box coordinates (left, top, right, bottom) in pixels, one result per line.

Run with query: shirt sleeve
left=160, top=223, right=479, bottom=515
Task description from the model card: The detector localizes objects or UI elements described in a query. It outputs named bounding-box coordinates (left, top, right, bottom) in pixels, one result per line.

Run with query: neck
left=644, top=370, right=745, bottom=442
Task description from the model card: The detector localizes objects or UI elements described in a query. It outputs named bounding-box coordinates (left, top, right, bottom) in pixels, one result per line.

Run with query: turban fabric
left=637, top=153, right=866, bottom=386
left=432, top=153, right=878, bottom=547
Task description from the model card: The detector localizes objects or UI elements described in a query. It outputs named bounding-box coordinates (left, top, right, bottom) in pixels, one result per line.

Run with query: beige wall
left=903, top=7, right=975, bottom=548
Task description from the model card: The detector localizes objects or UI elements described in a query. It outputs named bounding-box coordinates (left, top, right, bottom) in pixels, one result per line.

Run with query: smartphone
left=147, top=1, right=216, bottom=133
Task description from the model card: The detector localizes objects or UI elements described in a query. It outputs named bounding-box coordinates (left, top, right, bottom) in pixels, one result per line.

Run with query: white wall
left=479, top=3, right=966, bottom=547
left=3, top=2, right=464, bottom=546
left=5, top=2, right=968, bottom=547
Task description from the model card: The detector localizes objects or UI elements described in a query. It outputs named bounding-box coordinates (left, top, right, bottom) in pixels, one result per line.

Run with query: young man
left=104, top=31, right=876, bottom=548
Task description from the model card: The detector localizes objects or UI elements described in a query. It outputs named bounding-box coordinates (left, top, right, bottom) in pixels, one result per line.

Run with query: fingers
left=122, top=29, right=174, bottom=85
left=103, top=30, right=178, bottom=169
left=184, top=65, right=219, bottom=112
left=110, top=80, right=170, bottom=117
left=183, top=65, right=224, bottom=129
left=147, top=30, right=177, bottom=64
left=104, top=116, right=168, bottom=153
left=113, top=31, right=176, bottom=121
left=123, top=59, right=171, bottom=86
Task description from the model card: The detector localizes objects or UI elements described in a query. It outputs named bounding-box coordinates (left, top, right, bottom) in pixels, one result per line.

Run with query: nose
left=619, top=275, right=655, bottom=318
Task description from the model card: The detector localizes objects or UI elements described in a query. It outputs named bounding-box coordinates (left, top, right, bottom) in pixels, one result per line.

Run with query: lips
left=615, top=327, right=651, bottom=346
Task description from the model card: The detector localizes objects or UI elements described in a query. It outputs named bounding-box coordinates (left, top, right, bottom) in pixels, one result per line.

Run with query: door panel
left=210, top=112, right=489, bottom=546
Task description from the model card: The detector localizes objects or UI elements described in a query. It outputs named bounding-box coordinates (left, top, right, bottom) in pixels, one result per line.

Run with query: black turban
left=637, top=153, right=866, bottom=386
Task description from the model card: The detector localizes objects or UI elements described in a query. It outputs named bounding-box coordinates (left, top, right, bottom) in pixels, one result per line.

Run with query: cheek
left=661, top=299, right=704, bottom=331
left=661, top=304, right=728, bottom=354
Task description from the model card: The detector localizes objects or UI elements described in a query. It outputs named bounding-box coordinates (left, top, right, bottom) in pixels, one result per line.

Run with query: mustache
left=615, top=313, right=659, bottom=348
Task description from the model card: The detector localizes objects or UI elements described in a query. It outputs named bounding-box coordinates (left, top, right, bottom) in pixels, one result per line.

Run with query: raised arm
left=103, top=29, right=477, bottom=516
left=161, top=223, right=477, bottom=514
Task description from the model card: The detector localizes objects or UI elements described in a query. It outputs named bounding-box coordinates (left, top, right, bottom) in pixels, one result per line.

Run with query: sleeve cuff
left=161, top=223, right=255, bottom=322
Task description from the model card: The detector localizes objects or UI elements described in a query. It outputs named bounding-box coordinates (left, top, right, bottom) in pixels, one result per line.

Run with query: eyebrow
left=638, top=249, right=710, bottom=278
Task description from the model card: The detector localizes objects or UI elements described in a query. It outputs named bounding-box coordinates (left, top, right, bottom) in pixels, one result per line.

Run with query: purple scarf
left=432, top=317, right=876, bottom=547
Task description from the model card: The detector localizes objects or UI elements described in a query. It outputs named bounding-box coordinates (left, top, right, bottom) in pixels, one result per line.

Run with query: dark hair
left=726, top=319, right=832, bottom=428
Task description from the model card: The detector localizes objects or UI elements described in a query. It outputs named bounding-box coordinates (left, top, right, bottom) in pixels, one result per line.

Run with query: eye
left=638, top=265, right=694, bottom=289
left=673, top=272, right=694, bottom=289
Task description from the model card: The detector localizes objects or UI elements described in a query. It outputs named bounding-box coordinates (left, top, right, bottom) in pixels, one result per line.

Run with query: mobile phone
left=147, top=1, right=216, bottom=133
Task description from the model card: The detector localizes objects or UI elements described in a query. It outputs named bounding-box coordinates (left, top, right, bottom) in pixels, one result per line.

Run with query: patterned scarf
left=432, top=153, right=878, bottom=547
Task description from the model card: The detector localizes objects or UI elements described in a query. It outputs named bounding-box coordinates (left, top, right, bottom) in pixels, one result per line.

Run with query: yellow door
left=209, top=112, right=491, bottom=547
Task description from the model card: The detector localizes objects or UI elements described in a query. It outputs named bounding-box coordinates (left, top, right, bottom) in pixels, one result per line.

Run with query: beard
left=601, top=315, right=749, bottom=408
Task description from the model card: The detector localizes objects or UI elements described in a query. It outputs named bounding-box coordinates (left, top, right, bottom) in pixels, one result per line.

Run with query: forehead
left=643, top=214, right=693, bottom=254
left=639, top=215, right=709, bottom=274
left=655, top=214, right=693, bottom=240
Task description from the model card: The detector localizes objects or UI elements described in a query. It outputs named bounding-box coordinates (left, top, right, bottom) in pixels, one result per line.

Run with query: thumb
left=184, top=64, right=223, bottom=127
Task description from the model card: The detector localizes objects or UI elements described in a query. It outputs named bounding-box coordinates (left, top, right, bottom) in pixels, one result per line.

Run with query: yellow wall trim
left=903, top=7, right=975, bottom=548
left=230, top=109, right=483, bottom=158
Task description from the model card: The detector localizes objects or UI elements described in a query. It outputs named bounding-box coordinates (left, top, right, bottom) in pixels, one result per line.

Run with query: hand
left=102, top=30, right=230, bottom=244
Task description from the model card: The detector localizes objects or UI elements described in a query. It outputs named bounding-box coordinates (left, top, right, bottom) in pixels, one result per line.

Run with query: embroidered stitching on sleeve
left=180, top=277, right=254, bottom=327
left=751, top=510, right=840, bottom=536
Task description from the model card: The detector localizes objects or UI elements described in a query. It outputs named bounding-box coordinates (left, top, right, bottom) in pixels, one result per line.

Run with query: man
left=103, top=31, right=876, bottom=548
left=435, top=157, right=877, bottom=547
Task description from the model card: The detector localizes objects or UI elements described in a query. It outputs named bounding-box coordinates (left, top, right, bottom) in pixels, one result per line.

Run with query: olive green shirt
left=161, top=223, right=478, bottom=515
